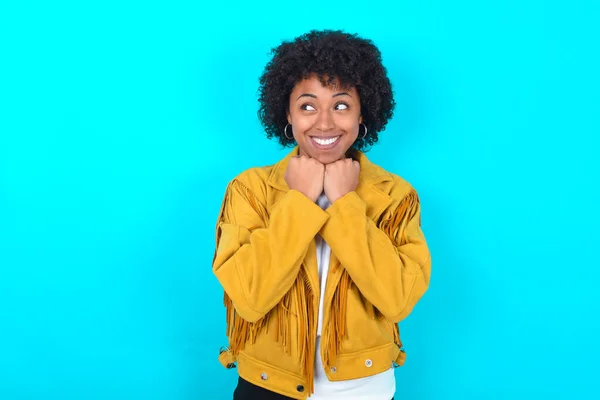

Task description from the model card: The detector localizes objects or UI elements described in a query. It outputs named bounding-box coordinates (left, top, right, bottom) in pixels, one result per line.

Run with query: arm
left=320, top=189, right=431, bottom=323
left=213, top=177, right=329, bottom=323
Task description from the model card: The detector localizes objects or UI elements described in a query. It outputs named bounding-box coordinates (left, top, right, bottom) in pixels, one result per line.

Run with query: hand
left=324, top=158, right=360, bottom=203
left=284, top=155, right=325, bottom=202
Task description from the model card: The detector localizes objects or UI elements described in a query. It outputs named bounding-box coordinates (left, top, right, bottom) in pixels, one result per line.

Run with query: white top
left=310, top=192, right=396, bottom=400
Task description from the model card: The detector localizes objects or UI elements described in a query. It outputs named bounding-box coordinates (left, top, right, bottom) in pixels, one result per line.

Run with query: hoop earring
left=284, top=124, right=294, bottom=140
left=359, top=123, right=368, bottom=140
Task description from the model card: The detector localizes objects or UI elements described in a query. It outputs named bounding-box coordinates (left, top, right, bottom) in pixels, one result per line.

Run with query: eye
left=335, top=102, right=349, bottom=110
left=301, top=104, right=316, bottom=111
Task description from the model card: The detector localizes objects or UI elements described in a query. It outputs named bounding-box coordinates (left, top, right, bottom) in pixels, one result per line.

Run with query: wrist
left=328, top=190, right=346, bottom=204
left=294, top=188, right=319, bottom=203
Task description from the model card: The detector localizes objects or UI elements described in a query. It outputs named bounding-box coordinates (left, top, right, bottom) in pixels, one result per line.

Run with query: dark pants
left=233, top=377, right=394, bottom=399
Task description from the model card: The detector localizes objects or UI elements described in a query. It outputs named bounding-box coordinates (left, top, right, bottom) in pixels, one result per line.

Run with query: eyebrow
left=296, top=92, right=352, bottom=100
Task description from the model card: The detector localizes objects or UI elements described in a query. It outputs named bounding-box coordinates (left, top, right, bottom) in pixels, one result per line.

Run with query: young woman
left=213, top=29, right=431, bottom=400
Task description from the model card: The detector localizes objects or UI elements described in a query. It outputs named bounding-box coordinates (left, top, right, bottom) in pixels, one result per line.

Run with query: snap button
left=296, top=385, right=304, bottom=392
left=260, top=372, right=268, bottom=380
left=330, top=366, right=337, bottom=373
left=365, top=359, right=373, bottom=367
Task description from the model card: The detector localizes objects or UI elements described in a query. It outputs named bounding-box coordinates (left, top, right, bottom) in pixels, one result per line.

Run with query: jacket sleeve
left=319, top=190, right=431, bottom=323
left=212, top=178, right=329, bottom=323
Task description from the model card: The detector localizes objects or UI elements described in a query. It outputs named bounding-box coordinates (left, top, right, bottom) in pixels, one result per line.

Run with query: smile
left=311, top=136, right=341, bottom=146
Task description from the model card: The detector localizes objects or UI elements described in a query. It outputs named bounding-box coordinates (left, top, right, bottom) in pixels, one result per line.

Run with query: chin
left=315, top=152, right=345, bottom=164
left=300, top=140, right=351, bottom=163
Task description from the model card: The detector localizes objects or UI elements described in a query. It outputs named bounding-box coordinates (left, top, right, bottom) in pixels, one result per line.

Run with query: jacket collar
left=267, top=146, right=394, bottom=220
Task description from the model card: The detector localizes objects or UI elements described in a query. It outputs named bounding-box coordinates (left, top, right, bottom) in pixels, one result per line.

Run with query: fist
left=324, top=158, right=360, bottom=203
left=285, top=155, right=325, bottom=202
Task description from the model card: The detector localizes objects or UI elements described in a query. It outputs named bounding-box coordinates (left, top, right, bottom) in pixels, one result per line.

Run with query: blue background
left=1, top=1, right=599, bottom=399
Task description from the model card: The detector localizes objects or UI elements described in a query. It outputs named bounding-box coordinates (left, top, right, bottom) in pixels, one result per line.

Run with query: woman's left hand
left=324, top=158, right=360, bottom=203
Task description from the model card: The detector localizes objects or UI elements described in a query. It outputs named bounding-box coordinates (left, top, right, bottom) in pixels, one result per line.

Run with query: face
left=287, top=74, right=362, bottom=164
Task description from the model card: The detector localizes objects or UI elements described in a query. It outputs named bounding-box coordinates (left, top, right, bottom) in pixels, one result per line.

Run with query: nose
left=315, top=109, right=335, bottom=132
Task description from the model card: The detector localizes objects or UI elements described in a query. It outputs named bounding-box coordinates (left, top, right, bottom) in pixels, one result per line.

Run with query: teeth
left=313, top=136, right=340, bottom=145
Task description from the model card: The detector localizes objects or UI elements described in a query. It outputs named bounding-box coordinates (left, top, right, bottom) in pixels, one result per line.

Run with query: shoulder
left=370, top=162, right=419, bottom=204
left=231, top=166, right=270, bottom=187
left=354, top=152, right=415, bottom=201
left=390, top=172, right=418, bottom=197
left=225, top=163, right=276, bottom=200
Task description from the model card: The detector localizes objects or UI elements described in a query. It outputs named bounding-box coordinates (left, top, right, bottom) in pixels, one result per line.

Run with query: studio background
left=1, top=1, right=599, bottom=399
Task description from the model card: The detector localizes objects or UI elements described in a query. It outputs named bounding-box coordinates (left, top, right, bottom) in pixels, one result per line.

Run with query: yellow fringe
left=295, top=268, right=316, bottom=394
left=322, top=266, right=351, bottom=369
left=379, top=188, right=419, bottom=247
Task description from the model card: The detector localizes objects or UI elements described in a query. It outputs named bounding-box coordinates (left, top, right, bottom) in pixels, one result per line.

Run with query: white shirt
left=310, top=192, right=396, bottom=400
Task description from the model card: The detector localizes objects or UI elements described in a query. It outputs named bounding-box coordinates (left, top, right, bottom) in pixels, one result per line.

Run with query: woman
left=213, top=30, right=431, bottom=400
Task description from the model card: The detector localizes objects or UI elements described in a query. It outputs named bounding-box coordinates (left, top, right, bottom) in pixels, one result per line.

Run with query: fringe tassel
left=322, top=266, right=351, bottom=369
left=393, top=322, right=401, bottom=347
left=295, top=268, right=316, bottom=394
left=379, top=189, right=419, bottom=247
left=275, top=287, right=297, bottom=353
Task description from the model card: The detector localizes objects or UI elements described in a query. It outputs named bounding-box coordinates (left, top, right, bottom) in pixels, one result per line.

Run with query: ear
left=359, top=115, right=363, bottom=124
left=286, top=111, right=292, bottom=125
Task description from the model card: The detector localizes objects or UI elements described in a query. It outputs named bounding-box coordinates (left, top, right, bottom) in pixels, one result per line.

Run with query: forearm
left=214, top=188, right=329, bottom=322
left=320, top=191, right=430, bottom=322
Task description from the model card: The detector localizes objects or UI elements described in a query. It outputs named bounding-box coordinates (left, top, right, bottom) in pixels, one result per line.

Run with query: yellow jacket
left=213, top=147, right=431, bottom=399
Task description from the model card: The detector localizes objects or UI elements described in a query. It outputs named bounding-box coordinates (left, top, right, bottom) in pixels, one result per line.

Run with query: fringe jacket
left=213, top=146, right=431, bottom=399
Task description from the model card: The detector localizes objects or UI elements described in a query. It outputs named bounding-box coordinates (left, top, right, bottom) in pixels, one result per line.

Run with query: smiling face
left=287, top=75, right=362, bottom=164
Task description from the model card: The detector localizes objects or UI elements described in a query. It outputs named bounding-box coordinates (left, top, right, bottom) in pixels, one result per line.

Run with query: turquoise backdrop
left=1, top=1, right=599, bottom=399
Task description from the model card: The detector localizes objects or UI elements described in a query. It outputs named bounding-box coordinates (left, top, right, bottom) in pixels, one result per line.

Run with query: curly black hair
left=258, top=29, right=395, bottom=151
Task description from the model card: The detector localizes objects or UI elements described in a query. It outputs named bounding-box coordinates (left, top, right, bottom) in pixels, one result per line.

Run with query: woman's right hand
left=284, top=155, right=325, bottom=203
